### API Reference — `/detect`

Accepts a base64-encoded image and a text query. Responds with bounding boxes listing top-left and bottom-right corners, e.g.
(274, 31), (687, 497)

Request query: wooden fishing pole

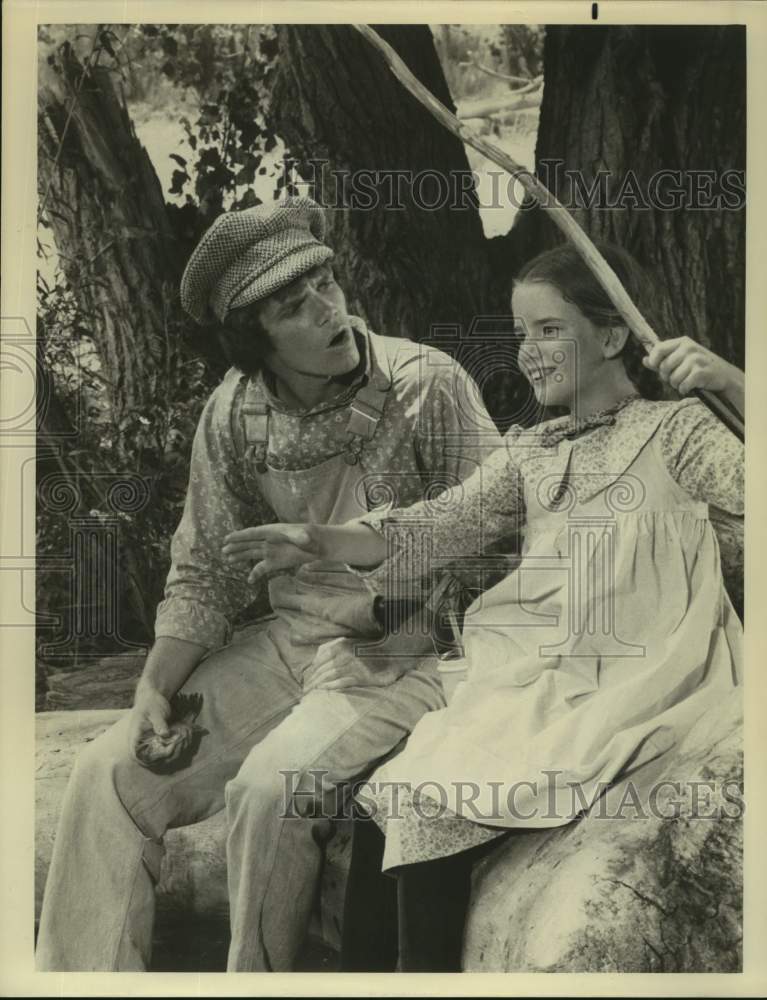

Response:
(353, 24), (745, 441)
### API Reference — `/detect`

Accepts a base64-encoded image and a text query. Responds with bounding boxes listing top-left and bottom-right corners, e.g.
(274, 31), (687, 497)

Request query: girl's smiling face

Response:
(512, 280), (626, 413)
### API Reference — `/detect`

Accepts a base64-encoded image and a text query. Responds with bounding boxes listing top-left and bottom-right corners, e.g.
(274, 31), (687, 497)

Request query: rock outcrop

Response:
(41, 653), (146, 711)
(465, 688), (743, 972)
(36, 687), (742, 970)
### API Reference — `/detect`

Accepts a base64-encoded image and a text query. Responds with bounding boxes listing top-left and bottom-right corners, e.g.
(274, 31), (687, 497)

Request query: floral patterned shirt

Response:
(356, 396), (744, 598)
(153, 321), (503, 649)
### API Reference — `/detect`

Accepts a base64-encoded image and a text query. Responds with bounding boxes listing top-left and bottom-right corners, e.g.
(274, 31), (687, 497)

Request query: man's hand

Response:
(303, 637), (409, 693)
(222, 524), (320, 584)
(643, 336), (741, 396)
(127, 685), (173, 761)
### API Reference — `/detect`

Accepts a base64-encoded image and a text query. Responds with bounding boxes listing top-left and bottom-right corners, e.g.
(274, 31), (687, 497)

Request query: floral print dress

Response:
(354, 396), (743, 870)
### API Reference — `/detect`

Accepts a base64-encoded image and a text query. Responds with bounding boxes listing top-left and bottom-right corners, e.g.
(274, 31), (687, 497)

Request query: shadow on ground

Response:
(149, 915), (340, 972)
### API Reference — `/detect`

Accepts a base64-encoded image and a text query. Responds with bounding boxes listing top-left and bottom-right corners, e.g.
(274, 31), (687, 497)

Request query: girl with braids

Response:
(223, 243), (744, 972)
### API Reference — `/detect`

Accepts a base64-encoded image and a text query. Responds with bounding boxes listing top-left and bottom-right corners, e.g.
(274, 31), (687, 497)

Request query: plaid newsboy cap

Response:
(180, 196), (334, 324)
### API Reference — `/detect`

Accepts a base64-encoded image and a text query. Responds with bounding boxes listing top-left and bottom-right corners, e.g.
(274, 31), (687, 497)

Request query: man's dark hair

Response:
(217, 302), (270, 376)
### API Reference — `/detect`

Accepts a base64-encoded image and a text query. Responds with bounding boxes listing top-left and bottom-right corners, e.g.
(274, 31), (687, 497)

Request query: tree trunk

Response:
(38, 42), (188, 430)
(273, 25), (499, 341)
(273, 25), (534, 428)
(273, 24), (745, 426)
(37, 42), (216, 647)
(510, 25), (746, 367)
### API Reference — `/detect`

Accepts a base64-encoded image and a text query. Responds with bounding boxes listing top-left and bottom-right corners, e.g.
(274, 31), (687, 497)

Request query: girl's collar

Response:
(538, 392), (643, 447)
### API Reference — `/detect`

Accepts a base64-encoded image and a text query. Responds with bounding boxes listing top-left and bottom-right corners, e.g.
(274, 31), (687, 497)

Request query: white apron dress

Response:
(360, 398), (743, 870)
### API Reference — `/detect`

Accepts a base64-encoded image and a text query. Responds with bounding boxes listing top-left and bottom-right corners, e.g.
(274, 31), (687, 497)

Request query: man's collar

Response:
(258, 316), (372, 417)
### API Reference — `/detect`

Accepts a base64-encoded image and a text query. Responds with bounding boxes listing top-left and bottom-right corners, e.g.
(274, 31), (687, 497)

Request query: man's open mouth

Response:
(328, 328), (349, 347)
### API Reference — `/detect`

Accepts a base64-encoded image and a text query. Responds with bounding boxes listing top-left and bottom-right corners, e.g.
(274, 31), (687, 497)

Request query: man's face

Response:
(257, 263), (360, 378)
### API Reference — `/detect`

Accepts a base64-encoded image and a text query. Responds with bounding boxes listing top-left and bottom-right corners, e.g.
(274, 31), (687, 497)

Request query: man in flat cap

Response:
(37, 197), (504, 971)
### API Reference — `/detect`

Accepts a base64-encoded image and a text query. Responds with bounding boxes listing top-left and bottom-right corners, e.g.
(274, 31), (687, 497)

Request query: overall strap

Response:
(240, 375), (270, 473)
(239, 334), (395, 471)
(343, 333), (394, 465)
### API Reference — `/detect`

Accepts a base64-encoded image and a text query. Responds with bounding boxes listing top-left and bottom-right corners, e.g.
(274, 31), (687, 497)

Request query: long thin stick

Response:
(354, 24), (744, 441)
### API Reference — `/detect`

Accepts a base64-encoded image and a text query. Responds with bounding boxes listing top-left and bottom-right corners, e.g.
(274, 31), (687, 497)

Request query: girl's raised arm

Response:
(643, 336), (744, 419)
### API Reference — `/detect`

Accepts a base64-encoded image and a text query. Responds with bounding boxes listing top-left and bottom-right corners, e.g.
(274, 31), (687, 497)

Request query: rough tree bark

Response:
(509, 25), (746, 367)
(274, 24), (746, 426)
(38, 27), (747, 412)
(37, 42), (190, 429)
(272, 26), (505, 343)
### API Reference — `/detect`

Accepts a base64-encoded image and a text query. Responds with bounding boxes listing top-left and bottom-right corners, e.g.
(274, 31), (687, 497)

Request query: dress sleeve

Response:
(657, 399), (744, 514)
(658, 399), (743, 615)
(153, 385), (272, 650)
(355, 430), (526, 598)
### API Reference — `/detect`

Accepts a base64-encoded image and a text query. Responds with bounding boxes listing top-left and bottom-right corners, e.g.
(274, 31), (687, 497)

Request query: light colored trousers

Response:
(36, 621), (444, 971)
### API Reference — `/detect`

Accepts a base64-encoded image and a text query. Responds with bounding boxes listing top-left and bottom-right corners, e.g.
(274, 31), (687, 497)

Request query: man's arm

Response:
(127, 381), (270, 757)
(154, 384), (271, 649)
(300, 576), (465, 692)
(138, 637), (207, 699)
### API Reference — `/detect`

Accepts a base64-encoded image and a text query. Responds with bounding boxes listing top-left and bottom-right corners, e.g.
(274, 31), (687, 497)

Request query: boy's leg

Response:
(36, 625), (301, 972)
(224, 657), (444, 971)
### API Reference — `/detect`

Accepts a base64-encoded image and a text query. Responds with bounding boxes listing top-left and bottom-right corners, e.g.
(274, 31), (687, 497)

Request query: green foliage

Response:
(36, 24), (289, 660)
(39, 24), (294, 212)
(36, 262), (216, 658)
(150, 25), (295, 212)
